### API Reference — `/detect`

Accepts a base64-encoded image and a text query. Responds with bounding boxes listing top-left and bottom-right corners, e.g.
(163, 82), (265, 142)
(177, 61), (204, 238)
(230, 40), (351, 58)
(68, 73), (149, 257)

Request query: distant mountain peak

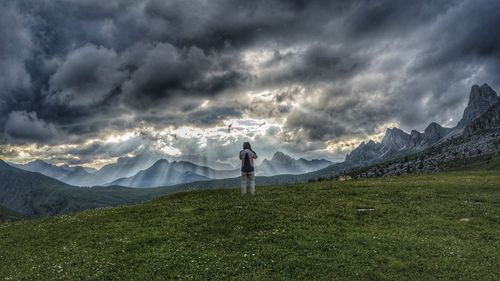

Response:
(381, 127), (410, 149)
(410, 130), (422, 138)
(151, 159), (169, 167)
(271, 151), (294, 162)
(383, 127), (408, 137)
(31, 159), (51, 166)
(424, 122), (445, 133)
(257, 151), (332, 176)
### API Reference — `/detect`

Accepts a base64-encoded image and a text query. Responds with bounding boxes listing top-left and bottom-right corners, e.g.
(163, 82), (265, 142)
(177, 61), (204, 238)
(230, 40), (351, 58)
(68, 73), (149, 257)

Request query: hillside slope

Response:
(0, 160), (176, 218)
(1, 171), (499, 280)
(0, 205), (22, 222)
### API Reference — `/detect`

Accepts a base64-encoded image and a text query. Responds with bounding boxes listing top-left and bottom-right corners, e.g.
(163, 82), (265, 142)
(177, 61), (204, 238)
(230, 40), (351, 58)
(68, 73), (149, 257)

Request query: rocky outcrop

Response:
(465, 101), (500, 136)
(353, 96), (500, 179)
(409, 130), (423, 147)
(354, 130), (500, 179)
(380, 128), (411, 154)
(344, 140), (383, 165)
(345, 83), (498, 167)
(344, 124), (453, 166)
(457, 83), (498, 128)
(420, 122), (452, 147)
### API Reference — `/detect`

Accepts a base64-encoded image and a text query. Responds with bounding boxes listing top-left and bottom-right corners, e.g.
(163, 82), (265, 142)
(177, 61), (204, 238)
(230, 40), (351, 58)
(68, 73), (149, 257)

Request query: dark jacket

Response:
(239, 149), (257, 172)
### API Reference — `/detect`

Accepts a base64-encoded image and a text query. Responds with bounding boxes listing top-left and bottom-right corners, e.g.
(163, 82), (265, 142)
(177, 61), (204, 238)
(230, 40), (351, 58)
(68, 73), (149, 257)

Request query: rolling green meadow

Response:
(1, 168), (499, 280)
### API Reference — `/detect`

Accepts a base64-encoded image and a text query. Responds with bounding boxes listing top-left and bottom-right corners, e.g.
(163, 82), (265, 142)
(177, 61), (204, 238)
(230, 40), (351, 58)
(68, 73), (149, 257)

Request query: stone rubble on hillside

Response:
(345, 84), (499, 168)
(354, 131), (500, 178)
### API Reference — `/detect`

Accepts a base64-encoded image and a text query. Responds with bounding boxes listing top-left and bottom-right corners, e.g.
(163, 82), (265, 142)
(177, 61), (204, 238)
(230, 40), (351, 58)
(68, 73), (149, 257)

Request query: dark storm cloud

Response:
(281, 0), (500, 140)
(0, 2), (33, 101)
(259, 44), (368, 87)
(284, 87), (394, 141)
(4, 111), (59, 143)
(0, 0), (499, 154)
(187, 106), (242, 126)
(376, 0), (500, 131)
(0, 10), (31, 138)
(65, 136), (144, 158)
(121, 43), (250, 110)
(48, 44), (126, 107)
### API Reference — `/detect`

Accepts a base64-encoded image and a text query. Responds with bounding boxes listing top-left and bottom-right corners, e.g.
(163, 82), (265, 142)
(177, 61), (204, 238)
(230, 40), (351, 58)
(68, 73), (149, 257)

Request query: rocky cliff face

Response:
(465, 101), (500, 136)
(345, 83), (498, 166)
(354, 127), (500, 179)
(344, 140), (383, 166)
(351, 89), (500, 179)
(380, 128), (411, 151)
(345, 123), (453, 165)
(409, 130), (423, 146)
(420, 122), (452, 147)
(457, 83), (498, 128)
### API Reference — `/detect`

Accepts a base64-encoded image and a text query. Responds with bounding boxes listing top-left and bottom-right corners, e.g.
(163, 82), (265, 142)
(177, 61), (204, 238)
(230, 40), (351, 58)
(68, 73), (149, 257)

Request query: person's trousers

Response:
(241, 171), (255, 195)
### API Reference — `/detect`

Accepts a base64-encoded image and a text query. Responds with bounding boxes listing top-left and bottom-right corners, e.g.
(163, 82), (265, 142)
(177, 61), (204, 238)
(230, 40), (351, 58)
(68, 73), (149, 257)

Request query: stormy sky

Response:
(1, 0), (500, 168)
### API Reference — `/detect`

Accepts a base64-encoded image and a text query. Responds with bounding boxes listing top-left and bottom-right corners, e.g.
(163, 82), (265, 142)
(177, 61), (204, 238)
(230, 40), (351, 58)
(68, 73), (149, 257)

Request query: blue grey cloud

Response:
(0, 0), (499, 160)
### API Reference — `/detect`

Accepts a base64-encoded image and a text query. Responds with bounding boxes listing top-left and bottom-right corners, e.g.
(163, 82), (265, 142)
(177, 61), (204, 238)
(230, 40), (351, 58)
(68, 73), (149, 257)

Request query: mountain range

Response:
(257, 152), (332, 176)
(108, 159), (213, 188)
(2, 83), (500, 218)
(8, 160), (91, 182)
(163, 83), (500, 189)
(345, 83), (500, 167)
(8, 153), (158, 187)
(107, 153), (332, 188)
(8, 152), (332, 188)
(0, 160), (177, 218)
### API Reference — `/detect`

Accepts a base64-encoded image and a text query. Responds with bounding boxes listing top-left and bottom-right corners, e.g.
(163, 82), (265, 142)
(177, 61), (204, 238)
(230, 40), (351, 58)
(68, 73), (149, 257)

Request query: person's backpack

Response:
(241, 150), (254, 172)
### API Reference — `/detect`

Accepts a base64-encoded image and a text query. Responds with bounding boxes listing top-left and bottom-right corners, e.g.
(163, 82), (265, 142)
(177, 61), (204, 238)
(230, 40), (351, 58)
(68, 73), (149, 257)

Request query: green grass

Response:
(1, 171), (499, 280)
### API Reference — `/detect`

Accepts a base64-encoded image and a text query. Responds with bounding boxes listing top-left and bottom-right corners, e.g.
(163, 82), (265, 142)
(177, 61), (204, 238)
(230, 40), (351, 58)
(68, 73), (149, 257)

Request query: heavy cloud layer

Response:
(1, 0), (500, 165)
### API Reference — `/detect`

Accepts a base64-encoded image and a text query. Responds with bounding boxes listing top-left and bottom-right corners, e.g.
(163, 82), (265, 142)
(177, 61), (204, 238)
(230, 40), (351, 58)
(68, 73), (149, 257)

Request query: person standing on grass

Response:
(240, 142), (257, 196)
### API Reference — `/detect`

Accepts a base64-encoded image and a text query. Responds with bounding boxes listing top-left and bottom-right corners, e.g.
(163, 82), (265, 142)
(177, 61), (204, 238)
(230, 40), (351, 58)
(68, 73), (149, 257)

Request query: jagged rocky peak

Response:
(465, 99), (500, 136)
(410, 130), (422, 137)
(424, 122), (450, 135)
(409, 130), (423, 145)
(458, 83), (498, 128)
(344, 140), (382, 164)
(150, 159), (169, 168)
(271, 151), (294, 163)
(381, 127), (410, 149)
(422, 122), (451, 144)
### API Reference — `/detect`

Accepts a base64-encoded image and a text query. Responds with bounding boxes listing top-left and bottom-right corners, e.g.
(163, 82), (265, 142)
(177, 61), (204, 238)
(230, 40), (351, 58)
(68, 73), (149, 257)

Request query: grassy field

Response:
(0, 170), (499, 280)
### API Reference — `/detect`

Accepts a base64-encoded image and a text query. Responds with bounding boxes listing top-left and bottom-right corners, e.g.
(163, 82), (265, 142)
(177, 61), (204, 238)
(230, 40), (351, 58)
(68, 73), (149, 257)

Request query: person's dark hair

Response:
(243, 142), (251, 150)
